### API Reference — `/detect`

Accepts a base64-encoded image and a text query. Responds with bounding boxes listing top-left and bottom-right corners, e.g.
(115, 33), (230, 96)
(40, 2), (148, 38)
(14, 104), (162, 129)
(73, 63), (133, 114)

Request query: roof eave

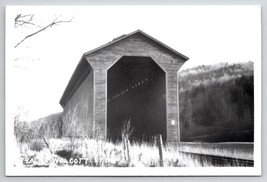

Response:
(59, 55), (90, 107)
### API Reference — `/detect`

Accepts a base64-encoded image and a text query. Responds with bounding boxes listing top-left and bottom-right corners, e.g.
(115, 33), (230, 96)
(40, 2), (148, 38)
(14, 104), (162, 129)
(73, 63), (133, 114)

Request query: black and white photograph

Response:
(5, 5), (261, 176)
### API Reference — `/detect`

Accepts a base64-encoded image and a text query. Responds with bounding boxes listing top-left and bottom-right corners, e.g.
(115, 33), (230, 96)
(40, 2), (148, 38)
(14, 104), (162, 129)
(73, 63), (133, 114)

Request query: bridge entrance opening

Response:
(107, 56), (166, 142)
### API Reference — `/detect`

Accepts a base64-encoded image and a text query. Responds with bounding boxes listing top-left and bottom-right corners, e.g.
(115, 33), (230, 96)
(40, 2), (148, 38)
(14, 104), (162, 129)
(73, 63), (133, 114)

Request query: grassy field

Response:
(15, 138), (254, 168)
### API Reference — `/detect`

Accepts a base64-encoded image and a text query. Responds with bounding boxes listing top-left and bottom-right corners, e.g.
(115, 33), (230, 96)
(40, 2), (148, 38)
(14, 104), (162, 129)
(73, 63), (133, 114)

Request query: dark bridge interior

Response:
(107, 56), (166, 142)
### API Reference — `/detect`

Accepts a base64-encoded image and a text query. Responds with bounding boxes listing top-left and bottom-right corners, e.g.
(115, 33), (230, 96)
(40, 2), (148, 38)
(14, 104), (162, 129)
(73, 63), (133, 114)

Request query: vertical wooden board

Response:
(62, 71), (94, 138)
(166, 71), (180, 143)
(94, 69), (107, 138)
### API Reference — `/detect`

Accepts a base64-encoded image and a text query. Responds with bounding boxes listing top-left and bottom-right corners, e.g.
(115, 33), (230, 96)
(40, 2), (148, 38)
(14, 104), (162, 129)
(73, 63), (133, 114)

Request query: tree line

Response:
(179, 62), (254, 142)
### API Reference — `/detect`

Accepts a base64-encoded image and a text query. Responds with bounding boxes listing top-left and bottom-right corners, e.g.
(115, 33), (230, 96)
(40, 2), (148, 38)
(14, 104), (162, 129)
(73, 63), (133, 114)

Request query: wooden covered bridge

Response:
(59, 30), (189, 143)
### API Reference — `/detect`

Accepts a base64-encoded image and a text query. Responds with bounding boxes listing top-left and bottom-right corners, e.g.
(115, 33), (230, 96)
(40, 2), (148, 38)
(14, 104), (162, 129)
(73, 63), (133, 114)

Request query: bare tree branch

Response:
(15, 14), (42, 28)
(14, 16), (73, 48)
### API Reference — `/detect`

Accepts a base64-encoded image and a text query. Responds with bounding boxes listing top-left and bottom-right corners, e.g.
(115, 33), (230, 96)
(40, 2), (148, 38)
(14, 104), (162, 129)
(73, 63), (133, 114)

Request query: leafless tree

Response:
(14, 14), (73, 48)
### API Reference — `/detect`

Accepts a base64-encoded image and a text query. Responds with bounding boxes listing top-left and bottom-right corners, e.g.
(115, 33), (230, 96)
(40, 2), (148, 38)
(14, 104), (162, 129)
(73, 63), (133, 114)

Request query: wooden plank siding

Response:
(62, 69), (94, 138)
(94, 69), (107, 138)
(166, 71), (180, 142)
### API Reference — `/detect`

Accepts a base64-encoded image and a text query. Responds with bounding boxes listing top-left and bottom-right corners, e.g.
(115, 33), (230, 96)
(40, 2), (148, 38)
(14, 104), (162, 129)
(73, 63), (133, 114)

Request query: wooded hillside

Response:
(179, 62), (254, 142)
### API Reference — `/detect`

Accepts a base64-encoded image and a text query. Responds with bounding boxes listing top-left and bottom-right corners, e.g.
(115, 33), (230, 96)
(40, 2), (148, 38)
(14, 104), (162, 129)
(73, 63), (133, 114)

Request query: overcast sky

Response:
(6, 6), (261, 121)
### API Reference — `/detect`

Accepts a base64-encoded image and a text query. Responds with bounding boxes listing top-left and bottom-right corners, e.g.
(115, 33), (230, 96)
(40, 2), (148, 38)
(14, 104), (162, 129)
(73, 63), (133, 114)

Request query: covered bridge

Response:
(59, 30), (189, 143)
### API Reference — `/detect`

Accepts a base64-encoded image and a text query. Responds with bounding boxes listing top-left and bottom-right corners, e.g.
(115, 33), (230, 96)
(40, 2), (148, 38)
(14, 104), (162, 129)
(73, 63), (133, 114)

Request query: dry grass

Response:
(16, 138), (254, 168)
